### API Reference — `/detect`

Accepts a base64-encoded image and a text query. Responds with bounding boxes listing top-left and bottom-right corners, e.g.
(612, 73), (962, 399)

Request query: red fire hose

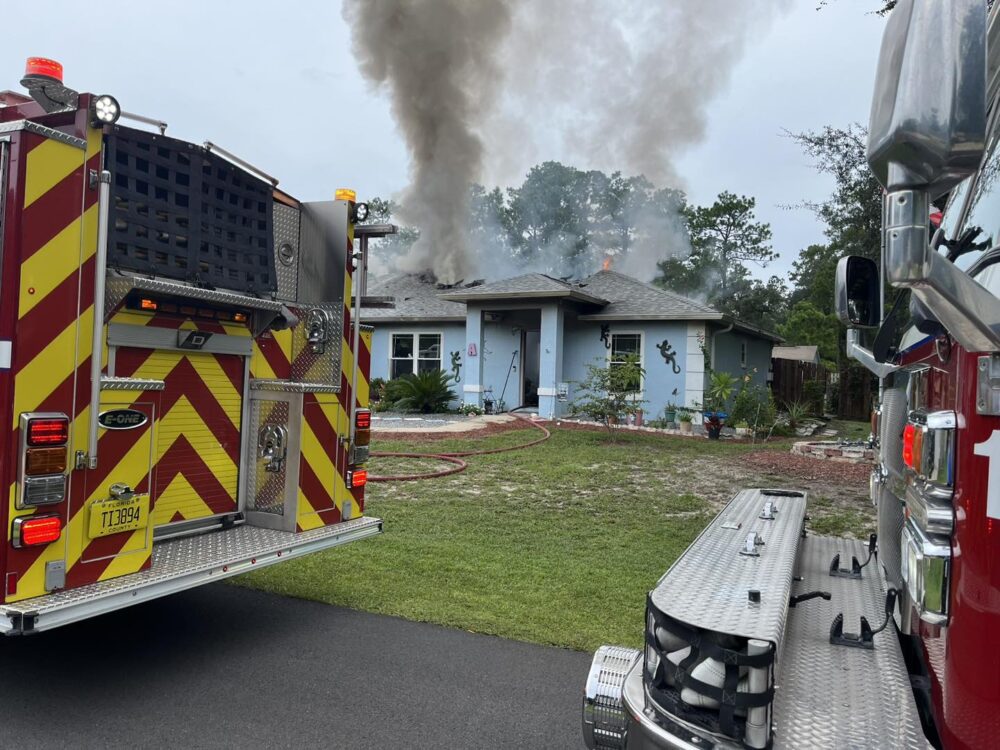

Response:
(368, 414), (551, 482)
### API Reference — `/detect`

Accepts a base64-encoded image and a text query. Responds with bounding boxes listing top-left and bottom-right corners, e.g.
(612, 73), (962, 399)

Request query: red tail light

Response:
(27, 417), (69, 446)
(348, 469), (368, 489)
(902, 423), (915, 468)
(355, 409), (371, 430)
(12, 515), (62, 548)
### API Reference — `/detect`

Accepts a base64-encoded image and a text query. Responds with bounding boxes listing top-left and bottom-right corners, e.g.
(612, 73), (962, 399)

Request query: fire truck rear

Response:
(581, 2), (998, 748)
(0, 59), (383, 633)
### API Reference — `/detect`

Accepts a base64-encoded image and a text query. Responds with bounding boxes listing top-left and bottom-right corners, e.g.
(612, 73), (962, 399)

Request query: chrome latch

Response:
(759, 501), (777, 520)
(739, 531), (764, 557)
(109, 482), (137, 501)
(306, 308), (331, 354)
(258, 424), (288, 473)
(977, 355), (1000, 415)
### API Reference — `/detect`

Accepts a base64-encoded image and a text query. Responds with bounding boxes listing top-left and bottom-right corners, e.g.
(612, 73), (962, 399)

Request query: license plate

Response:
(88, 495), (149, 539)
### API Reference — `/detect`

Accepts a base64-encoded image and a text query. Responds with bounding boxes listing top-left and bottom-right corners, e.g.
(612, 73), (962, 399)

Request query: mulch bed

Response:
(740, 450), (871, 484)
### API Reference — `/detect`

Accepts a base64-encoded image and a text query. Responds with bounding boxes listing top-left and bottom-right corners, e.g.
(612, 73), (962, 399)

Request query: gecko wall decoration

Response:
(657, 339), (682, 374)
(600, 324), (611, 349)
(450, 351), (462, 382)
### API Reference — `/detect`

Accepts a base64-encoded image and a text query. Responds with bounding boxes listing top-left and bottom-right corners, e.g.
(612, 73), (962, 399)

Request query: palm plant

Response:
(390, 370), (456, 413)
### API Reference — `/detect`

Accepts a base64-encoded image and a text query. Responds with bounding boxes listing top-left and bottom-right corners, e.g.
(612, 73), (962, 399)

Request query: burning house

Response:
(362, 269), (779, 421)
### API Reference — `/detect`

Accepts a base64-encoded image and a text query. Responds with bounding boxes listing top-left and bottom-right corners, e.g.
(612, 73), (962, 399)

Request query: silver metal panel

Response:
(774, 535), (930, 749)
(100, 376), (166, 392)
(249, 379), (340, 394)
(649, 488), (806, 643)
(0, 119), (87, 149)
(0, 141), (8, 295)
(0, 518), (382, 634)
(298, 200), (347, 306)
(105, 275), (284, 320)
(289, 304), (341, 385)
(273, 202), (301, 302)
(107, 322), (253, 356)
(246, 399), (290, 515)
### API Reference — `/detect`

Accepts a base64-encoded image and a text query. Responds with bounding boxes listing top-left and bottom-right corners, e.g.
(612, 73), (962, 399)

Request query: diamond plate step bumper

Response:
(585, 488), (930, 749)
(0, 517), (382, 635)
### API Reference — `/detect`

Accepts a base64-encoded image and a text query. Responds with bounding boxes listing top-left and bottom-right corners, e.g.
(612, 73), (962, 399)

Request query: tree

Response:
(788, 243), (840, 313)
(778, 301), (841, 366)
(655, 191), (777, 322)
(724, 275), (789, 332)
(786, 125), (882, 263)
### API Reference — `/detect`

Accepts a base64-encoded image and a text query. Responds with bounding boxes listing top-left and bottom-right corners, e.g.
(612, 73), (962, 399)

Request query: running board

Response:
(0, 517), (382, 635)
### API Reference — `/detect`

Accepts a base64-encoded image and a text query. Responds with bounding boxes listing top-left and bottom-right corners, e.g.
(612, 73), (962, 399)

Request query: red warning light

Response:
(24, 57), (64, 84)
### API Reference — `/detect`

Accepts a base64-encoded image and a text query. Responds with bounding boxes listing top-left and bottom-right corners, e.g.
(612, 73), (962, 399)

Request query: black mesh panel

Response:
(104, 126), (276, 294)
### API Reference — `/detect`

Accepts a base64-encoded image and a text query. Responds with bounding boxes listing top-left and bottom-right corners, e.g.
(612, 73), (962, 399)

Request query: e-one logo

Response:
(98, 409), (148, 431)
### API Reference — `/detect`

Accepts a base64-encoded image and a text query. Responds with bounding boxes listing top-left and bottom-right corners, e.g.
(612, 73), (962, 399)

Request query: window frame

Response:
(739, 341), (748, 369)
(606, 330), (645, 397)
(389, 331), (444, 378)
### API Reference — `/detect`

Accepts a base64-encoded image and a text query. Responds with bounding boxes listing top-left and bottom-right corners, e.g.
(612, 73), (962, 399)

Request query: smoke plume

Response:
(344, 0), (790, 284)
(342, 0), (515, 284)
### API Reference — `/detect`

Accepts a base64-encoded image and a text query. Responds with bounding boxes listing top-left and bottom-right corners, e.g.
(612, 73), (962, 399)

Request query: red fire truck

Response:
(582, 1), (997, 748)
(0, 58), (384, 633)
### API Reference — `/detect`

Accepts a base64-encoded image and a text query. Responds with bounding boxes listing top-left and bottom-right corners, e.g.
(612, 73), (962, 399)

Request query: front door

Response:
(521, 330), (540, 407)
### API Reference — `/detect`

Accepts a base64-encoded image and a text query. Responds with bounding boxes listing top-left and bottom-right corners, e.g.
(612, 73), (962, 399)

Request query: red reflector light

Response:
(27, 417), (69, 446)
(902, 423), (915, 468)
(16, 515), (62, 547)
(349, 469), (368, 489)
(355, 410), (371, 429)
(24, 57), (64, 83)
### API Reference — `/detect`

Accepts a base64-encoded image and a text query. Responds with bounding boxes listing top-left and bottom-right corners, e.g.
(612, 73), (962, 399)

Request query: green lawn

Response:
(235, 426), (869, 652)
(827, 419), (872, 441)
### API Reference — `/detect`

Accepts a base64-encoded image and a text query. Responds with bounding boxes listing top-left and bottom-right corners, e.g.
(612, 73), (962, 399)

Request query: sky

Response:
(2, 0), (885, 282)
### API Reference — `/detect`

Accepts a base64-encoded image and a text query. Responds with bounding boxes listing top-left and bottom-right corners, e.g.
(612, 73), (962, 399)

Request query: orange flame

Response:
(602, 257), (612, 271)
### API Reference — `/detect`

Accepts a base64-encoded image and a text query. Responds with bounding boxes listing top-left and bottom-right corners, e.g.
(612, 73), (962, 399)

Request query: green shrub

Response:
(785, 399), (810, 429)
(460, 403), (484, 416)
(370, 377), (387, 403)
(385, 371), (456, 413)
(570, 356), (646, 441)
(729, 377), (776, 436)
(802, 379), (826, 416)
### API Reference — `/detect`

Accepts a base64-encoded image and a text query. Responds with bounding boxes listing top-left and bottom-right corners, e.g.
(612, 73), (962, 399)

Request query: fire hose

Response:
(368, 414), (551, 482)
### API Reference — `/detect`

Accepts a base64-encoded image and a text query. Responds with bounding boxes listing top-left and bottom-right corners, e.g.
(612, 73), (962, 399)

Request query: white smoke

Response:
(344, 0), (791, 284)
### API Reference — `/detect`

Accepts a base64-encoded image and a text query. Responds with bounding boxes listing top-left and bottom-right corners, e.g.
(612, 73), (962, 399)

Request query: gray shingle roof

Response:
(361, 274), (467, 322)
(438, 273), (607, 305)
(576, 270), (721, 320)
(772, 345), (820, 364)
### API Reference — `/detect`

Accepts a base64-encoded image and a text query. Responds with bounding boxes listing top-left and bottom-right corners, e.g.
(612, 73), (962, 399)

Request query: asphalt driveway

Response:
(0, 585), (590, 749)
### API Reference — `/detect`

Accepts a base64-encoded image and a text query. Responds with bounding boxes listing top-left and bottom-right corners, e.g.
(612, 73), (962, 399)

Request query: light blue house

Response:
(362, 270), (779, 421)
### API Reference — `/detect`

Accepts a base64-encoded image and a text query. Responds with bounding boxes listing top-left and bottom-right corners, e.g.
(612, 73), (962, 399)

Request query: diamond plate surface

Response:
(105, 276), (284, 319)
(649, 488), (807, 643)
(774, 534), (929, 749)
(273, 202), (300, 302)
(246, 400), (289, 514)
(0, 519), (380, 617)
(289, 304), (341, 385)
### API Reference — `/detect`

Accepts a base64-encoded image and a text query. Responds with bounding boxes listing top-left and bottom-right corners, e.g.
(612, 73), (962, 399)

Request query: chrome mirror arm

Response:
(846, 329), (900, 378)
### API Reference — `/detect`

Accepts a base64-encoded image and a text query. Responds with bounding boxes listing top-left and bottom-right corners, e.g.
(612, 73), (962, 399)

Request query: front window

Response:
(740, 341), (748, 368)
(610, 333), (642, 392)
(391, 333), (442, 378)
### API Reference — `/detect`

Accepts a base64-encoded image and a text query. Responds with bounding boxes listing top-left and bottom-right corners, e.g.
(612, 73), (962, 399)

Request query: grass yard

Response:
(236, 423), (872, 652)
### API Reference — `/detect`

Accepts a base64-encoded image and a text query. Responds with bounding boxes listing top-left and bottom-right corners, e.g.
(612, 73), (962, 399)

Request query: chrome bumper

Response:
(583, 646), (731, 750)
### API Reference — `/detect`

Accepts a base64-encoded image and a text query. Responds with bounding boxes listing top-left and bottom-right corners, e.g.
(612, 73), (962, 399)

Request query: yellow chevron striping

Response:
(152, 473), (217, 527)
(251, 341), (277, 380)
(23, 138), (83, 208)
(296, 489), (325, 531)
(18, 209), (94, 318)
(98, 530), (152, 580)
(11, 306), (89, 429)
(186, 354), (241, 426)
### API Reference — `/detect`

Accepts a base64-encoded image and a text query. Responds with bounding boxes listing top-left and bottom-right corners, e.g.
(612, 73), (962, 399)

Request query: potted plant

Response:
(663, 402), (678, 424)
(678, 411), (693, 433)
(703, 371), (737, 440)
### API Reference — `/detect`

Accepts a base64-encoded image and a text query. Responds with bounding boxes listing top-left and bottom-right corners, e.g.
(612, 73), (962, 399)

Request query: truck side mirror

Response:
(835, 256), (880, 328)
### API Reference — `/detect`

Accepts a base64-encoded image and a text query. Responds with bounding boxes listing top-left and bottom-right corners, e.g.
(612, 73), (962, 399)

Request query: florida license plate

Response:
(88, 495), (149, 539)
